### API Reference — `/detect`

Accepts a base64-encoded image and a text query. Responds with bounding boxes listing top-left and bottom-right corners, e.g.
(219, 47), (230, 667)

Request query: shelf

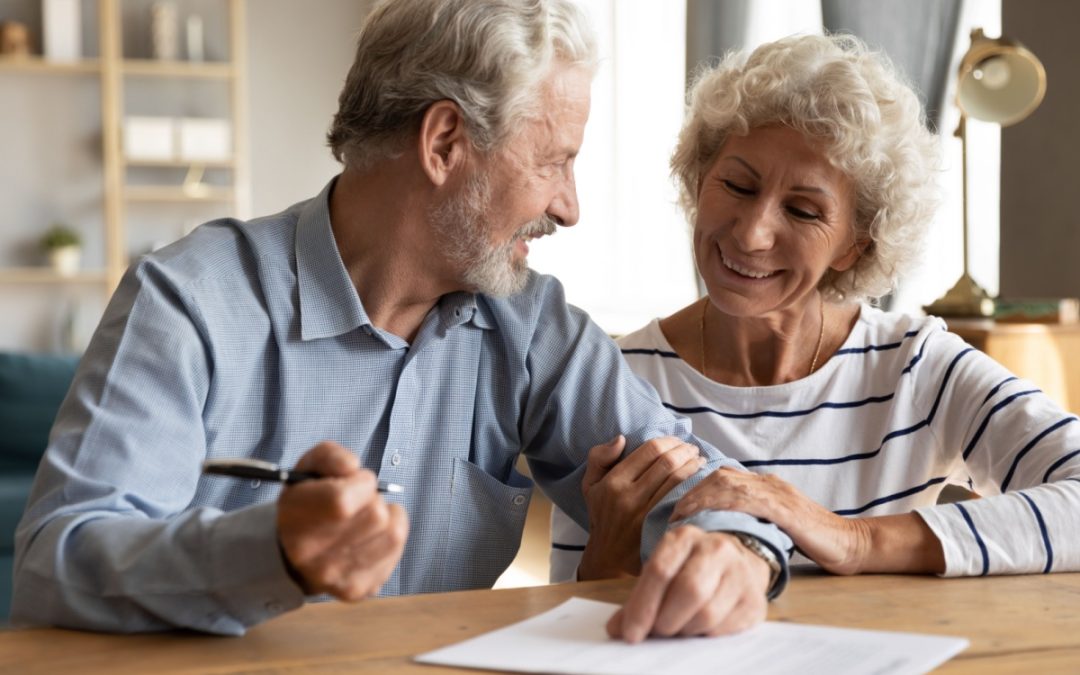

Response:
(124, 185), (235, 202)
(124, 158), (235, 169)
(0, 267), (108, 284)
(0, 56), (101, 75)
(121, 59), (234, 79)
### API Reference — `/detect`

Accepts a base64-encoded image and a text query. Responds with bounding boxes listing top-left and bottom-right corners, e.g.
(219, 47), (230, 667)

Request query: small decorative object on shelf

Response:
(186, 14), (204, 62)
(41, 224), (82, 277)
(0, 20), (31, 57)
(178, 118), (232, 161)
(42, 0), (82, 62)
(123, 116), (176, 161)
(151, 1), (179, 60)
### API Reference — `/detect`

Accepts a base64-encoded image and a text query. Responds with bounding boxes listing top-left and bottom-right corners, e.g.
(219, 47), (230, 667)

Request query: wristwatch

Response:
(731, 532), (781, 593)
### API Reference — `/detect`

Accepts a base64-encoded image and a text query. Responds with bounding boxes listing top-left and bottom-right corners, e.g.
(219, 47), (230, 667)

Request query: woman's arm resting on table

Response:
(673, 468), (945, 575)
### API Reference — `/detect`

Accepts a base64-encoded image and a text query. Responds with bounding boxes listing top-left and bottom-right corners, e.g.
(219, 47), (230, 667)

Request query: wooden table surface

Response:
(2, 572), (1079, 673)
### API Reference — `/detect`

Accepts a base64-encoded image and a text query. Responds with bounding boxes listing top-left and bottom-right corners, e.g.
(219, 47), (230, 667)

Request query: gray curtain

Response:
(686, 0), (751, 84)
(821, 0), (963, 132)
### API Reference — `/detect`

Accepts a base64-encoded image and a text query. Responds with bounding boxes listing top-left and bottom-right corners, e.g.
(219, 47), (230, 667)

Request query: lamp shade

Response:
(957, 28), (1046, 127)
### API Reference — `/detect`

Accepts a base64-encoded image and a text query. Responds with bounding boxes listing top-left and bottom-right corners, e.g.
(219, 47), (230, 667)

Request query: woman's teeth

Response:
(722, 254), (776, 279)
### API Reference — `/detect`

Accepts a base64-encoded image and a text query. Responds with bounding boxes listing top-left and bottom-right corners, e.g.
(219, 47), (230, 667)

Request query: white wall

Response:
(245, 0), (374, 216)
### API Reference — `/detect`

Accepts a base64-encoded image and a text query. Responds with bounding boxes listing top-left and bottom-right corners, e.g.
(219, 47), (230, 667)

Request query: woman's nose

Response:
(729, 202), (777, 252)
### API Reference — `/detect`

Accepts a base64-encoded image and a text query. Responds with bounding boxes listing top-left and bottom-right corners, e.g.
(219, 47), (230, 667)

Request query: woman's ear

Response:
(417, 100), (469, 186)
(831, 238), (869, 272)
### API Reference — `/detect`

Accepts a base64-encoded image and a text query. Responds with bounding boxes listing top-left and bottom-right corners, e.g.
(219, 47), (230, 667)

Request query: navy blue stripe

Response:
(664, 393), (894, 421)
(954, 503), (989, 576)
(550, 542), (586, 552)
(901, 328), (942, 375)
(742, 347), (971, 468)
(925, 348), (975, 423)
(621, 348), (679, 359)
(1001, 417), (1079, 492)
(625, 330), (920, 361)
(744, 419), (927, 468)
(1042, 448), (1080, 483)
(962, 389), (1041, 460)
(1019, 493), (1054, 573)
(832, 475), (947, 516)
(982, 376), (1018, 406)
(833, 330), (920, 356)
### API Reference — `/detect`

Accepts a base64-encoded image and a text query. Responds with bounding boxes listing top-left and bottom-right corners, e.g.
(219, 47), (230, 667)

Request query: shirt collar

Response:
(438, 292), (494, 331)
(296, 177), (371, 341)
(296, 176), (494, 341)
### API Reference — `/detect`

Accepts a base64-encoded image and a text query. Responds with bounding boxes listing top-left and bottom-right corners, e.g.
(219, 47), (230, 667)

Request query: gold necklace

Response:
(699, 294), (826, 379)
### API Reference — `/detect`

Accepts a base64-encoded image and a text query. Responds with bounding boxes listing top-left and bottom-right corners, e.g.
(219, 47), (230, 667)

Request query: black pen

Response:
(202, 458), (405, 493)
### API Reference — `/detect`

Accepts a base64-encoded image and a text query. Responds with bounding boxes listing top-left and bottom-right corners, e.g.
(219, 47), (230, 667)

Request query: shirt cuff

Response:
(206, 501), (306, 631)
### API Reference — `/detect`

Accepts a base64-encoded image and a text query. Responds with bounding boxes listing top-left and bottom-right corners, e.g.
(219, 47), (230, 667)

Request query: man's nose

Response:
(547, 172), (579, 227)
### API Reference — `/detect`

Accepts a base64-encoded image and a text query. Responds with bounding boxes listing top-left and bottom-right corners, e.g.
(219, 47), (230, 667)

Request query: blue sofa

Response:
(0, 352), (79, 622)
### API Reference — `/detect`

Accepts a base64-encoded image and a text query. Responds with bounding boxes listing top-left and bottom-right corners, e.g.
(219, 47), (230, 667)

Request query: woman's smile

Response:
(719, 249), (781, 281)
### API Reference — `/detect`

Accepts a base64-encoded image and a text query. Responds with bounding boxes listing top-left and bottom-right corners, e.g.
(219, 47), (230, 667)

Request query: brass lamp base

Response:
(923, 273), (996, 318)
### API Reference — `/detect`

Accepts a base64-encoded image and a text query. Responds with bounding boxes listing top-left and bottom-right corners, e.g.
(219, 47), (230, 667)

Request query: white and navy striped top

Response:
(551, 306), (1080, 581)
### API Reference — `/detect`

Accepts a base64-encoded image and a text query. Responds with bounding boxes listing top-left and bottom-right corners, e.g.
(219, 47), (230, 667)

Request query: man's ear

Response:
(418, 100), (470, 187)
(831, 238), (869, 272)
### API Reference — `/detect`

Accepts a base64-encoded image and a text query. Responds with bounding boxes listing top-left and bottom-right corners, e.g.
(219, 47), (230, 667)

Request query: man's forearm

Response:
(13, 502), (303, 634)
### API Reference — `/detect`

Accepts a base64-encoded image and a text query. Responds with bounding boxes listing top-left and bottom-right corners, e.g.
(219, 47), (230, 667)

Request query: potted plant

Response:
(41, 224), (82, 277)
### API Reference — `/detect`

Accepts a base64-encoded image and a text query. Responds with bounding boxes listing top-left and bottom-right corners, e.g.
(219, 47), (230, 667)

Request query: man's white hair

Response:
(672, 34), (942, 303)
(328, 0), (598, 170)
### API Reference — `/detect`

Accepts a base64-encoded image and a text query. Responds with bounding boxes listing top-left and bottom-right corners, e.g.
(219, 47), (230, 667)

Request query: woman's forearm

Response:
(856, 513), (945, 574)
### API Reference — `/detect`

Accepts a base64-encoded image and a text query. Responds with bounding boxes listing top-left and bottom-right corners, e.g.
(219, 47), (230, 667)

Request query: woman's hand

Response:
(671, 468), (871, 575)
(578, 436), (705, 580)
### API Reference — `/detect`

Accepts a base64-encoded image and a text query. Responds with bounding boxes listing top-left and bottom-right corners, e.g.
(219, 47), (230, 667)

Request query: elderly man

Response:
(13, 0), (791, 639)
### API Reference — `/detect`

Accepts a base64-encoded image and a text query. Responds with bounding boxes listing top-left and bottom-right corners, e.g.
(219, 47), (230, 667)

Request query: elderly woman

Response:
(551, 33), (1080, 583)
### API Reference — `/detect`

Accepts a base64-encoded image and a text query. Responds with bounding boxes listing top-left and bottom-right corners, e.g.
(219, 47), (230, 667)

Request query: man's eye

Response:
(723, 180), (754, 196)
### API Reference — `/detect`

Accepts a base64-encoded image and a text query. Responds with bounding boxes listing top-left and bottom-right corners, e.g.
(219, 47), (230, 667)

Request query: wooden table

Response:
(2, 572), (1078, 673)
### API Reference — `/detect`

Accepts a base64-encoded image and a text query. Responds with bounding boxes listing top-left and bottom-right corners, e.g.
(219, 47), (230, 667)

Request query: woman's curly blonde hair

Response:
(672, 33), (942, 303)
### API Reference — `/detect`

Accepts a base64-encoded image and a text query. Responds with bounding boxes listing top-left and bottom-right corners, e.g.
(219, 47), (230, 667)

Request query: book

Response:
(993, 298), (1079, 324)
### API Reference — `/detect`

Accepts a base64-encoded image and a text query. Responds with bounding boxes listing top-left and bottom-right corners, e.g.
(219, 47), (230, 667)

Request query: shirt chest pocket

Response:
(438, 456), (533, 590)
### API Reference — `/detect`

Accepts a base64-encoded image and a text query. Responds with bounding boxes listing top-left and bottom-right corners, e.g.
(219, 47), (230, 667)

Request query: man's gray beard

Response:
(431, 170), (555, 298)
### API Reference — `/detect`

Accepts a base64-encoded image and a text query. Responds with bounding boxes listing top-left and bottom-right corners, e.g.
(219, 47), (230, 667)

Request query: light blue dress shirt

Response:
(13, 178), (791, 635)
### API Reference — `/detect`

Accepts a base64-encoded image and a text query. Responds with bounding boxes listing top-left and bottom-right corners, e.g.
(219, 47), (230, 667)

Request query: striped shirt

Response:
(551, 306), (1080, 581)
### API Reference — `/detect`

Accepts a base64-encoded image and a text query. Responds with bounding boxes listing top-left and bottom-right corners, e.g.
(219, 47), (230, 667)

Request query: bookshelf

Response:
(0, 0), (249, 294)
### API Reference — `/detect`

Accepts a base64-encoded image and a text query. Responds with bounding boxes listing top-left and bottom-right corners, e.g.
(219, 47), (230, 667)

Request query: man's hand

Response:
(276, 441), (409, 600)
(607, 526), (770, 642)
(578, 436), (704, 580)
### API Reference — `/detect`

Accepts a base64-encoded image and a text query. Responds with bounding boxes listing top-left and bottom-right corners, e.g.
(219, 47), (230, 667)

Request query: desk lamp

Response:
(924, 27), (1046, 317)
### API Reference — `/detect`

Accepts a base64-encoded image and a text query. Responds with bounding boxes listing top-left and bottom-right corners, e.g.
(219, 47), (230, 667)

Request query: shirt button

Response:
(250, 479), (261, 489)
(512, 494), (527, 506)
(391, 453), (402, 466)
(265, 601), (282, 613)
(454, 309), (462, 317)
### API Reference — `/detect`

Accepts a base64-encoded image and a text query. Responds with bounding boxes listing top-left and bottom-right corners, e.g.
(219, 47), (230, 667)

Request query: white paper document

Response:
(415, 597), (968, 675)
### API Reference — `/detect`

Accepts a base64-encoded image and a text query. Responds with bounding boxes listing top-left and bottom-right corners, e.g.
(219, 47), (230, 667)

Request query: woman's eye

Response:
(723, 180), (754, 196)
(787, 206), (821, 221)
